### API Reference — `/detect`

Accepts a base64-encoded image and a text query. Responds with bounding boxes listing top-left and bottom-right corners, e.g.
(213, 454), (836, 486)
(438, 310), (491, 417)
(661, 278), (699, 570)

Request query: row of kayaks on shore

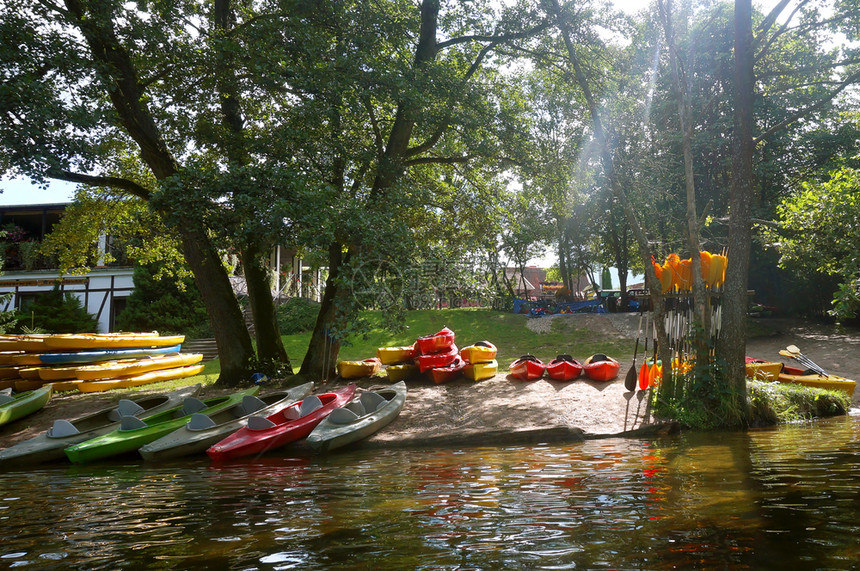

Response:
(0, 380), (408, 467)
(0, 333), (204, 394)
(510, 354), (621, 382)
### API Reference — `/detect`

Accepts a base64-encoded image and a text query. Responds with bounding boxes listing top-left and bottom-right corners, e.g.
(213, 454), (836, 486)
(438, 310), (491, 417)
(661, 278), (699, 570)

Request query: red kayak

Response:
(510, 354), (545, 381)
(546, 354), (583, 381)
(428, 357), (465, 384)
(206, 385), (356, 461)
(416, 327), (456, 354)
(415, 344), (458, 373)
(583, 354), (620, 381)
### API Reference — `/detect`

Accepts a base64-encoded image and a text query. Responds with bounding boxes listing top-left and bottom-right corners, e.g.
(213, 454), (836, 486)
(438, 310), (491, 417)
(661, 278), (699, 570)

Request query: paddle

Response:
(781, 345), (829, 377)
(625, 312), (643, 391)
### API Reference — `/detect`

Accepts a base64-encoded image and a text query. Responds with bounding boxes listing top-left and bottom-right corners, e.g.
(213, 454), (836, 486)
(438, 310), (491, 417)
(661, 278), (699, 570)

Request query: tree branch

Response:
(403, 155), (473, 166)
(754, 69), (860, 144)
(50, 170), (152, 200)
(436, 21), (552, 50)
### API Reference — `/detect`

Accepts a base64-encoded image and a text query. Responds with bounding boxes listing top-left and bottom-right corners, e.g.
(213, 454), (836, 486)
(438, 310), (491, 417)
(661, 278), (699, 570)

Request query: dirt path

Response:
(2, 316), (857, 452)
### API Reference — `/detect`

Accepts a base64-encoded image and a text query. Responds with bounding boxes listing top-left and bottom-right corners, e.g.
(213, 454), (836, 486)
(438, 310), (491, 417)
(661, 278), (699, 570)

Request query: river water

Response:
(1, 411), (858, 570)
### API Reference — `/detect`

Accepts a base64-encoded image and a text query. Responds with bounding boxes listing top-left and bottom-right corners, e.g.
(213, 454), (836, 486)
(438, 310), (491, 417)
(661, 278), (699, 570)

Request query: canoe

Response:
(459, 341), (497, 364)
(0, 385), (52, 426)
(428, 357), (465, 384)
(415, 344), (458, 373)
(74, 353), (203, 381)
(337, 358), (381, 379)
(376, 344), (417, 365)
(306, 381), (407, 452)
(0, 384), (200, 465)
(546, 355), (583, 381)
(510, 354), (545, 381)
(776, 366), (856, 396)
(745, 357), (782, 381)
(206, 384), (356, 462)
(583, 354), (620, 381)
(0, 335), (47, 353)
(42, 333), (186, 351)
(386, 363), (418, 382)
(416, 327), (456, 354)
(37, 344), (184, 366)
(65, 387), (259, 464)
(76, 364), (205, 393)
(139, 382), (315, 462)
(463, 359), (498, 381)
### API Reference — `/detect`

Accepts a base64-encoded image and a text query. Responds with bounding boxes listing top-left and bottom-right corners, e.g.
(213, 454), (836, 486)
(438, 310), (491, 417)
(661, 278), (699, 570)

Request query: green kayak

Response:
(64, 387), (259, 464)
(0, 385), (53, 427)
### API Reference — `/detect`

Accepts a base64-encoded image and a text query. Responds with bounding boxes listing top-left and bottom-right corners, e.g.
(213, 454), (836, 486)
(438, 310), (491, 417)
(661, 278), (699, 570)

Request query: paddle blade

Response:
(624, 365), (637, 391)
(638, 362), (649, 390)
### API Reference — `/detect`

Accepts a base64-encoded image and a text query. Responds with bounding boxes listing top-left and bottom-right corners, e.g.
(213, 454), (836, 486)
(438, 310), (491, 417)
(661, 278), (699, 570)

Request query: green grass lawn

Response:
(145, 308), (631, 389)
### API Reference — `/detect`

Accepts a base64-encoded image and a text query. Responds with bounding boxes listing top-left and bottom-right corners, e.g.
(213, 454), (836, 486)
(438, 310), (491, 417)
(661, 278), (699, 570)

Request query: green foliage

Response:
(748, 380), (850, 425)
(276, 297), (321, 335)
(768, 166), (860, 319)
(116, 264), (212, 338)
(15, 285), (98, 334)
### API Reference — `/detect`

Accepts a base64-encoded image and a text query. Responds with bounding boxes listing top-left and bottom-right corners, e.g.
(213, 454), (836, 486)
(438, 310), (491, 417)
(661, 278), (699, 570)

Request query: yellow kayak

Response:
(0, 352), (43, 366)
(459, 341), (497, 364)
(386, 363), (418, 382)
(463, 359), (498, 381)
(77, 364), (205, 393)
(14, 378), (48, 391)
(745, 358), (782, 381)
(74, 353), (203, 381)
(0, 335), (47, 353)
(337, 358), (382, 379)
(777, 365), (856, 396)
(42, 333), (185, 351)
(376, 345), (417, 365)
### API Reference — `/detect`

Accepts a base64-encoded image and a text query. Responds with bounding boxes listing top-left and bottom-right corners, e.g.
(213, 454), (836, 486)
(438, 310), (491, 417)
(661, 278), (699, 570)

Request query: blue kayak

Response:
(38, 344), (182, 365)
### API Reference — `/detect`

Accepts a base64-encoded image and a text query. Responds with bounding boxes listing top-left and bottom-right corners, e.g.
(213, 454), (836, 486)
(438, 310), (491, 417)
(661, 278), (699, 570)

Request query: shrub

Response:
(116, 264), (212, 338)
(15, 285), (98, 333)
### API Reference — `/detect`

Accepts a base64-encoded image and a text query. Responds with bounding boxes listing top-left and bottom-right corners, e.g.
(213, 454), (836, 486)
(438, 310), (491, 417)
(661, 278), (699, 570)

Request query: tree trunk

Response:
(716, 0), (755, 425)
(299, 242), (346, 379)
(177, 227), (254, 386)
(241, 242), (290, 369)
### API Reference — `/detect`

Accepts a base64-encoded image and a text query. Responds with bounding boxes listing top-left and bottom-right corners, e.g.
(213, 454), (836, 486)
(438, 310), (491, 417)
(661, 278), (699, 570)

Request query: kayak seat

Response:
(283, 405), (301, 421)
(0, 394), (15, 405)
(188, 413), (216, 430)
(120, 416), (148, 430)
(108, 399), (146, 422)
(179, 397), (208, 416)
(247, 415), (277, 431)
(48, 419), (80, 438)
(360, 392), (386, 412)
(299, 395), (323, 417)
(345, 400), (366, 416)
(329, 407), (360, 425)
(237, 395), (267, 417)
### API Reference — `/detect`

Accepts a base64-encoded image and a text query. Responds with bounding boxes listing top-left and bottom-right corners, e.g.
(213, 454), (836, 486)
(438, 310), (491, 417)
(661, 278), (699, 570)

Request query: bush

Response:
(116, 264), (212, 338)
(15, 285), (98, 333)
(276, 297), (320, 335)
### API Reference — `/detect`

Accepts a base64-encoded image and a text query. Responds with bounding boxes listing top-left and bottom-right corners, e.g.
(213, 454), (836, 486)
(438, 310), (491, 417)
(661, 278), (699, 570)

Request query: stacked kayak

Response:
(0, 333), (203, 394)
(337, 358), (381, 379)
(460, 341), (498, 381)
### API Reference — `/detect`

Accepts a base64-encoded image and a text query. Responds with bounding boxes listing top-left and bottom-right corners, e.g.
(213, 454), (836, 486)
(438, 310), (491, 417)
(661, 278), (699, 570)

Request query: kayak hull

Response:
(0, 385), (52, 426)
(546, 358), (583, 381)
(0, 385), (200, 465)
(139, 382), (314, 462)
(583, 355), (620, 382)
(337, 358), (381, 379)
(776, 366), (856, 396)
(463, 359), (498, 381)
(307, 382), (407, 452)
(510, 356), (545, 381)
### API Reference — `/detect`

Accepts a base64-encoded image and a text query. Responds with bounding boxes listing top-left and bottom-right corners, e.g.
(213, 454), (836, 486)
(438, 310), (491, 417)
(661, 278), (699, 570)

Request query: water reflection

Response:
(0, 414), (858, 569)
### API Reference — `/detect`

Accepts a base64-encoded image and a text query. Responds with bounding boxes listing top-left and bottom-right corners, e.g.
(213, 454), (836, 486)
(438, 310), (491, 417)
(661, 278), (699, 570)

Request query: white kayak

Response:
(138, 381), (314, 462)
(306, 381), (406, 452)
